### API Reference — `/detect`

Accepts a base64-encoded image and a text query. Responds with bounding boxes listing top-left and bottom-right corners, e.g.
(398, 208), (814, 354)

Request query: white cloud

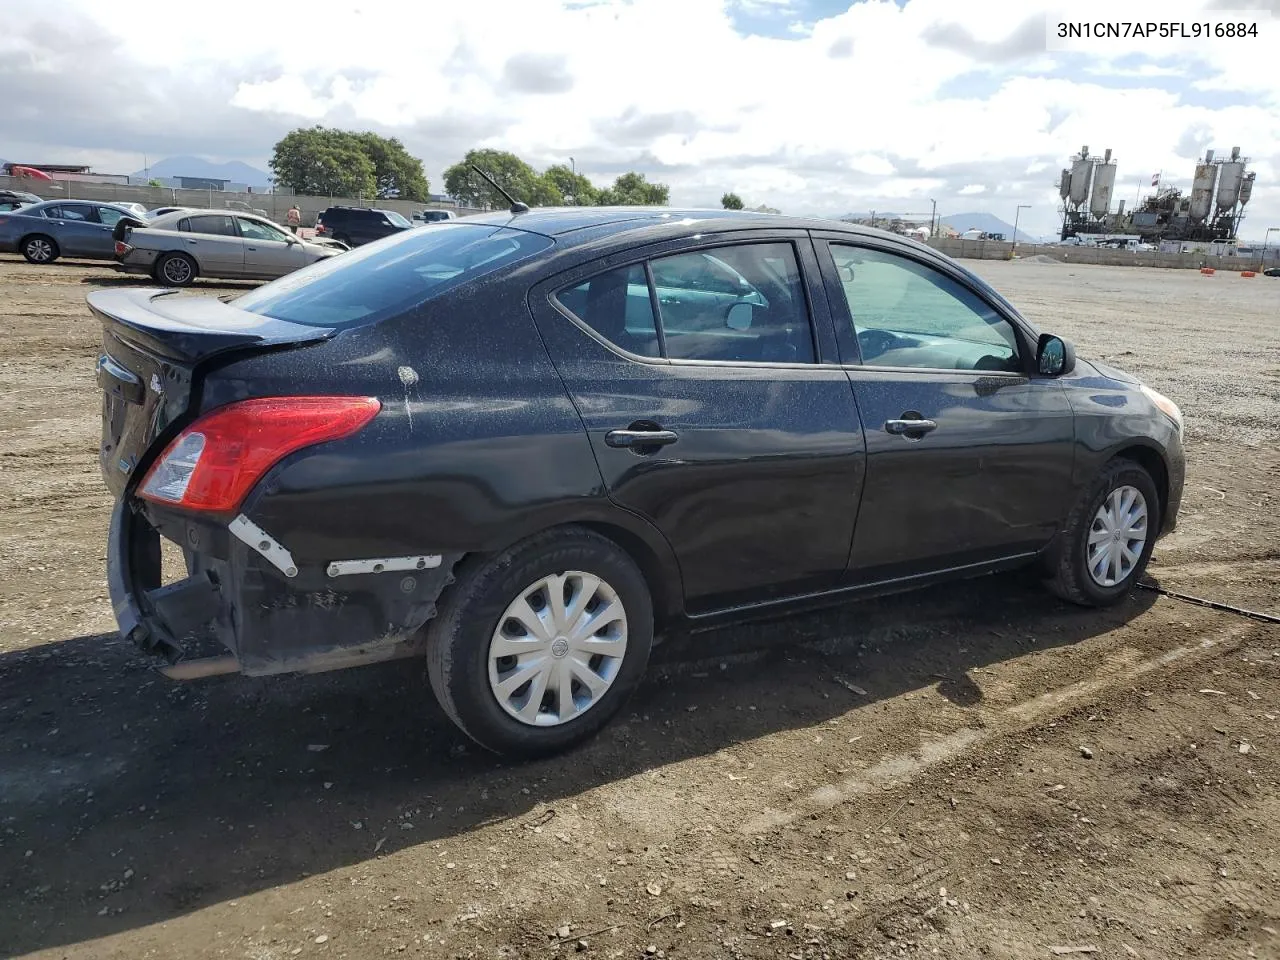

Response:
(4, 0), (1276, 238)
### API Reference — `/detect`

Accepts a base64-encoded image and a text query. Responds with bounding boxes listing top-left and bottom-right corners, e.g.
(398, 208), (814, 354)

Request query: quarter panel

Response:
(196, 280), (681, 607)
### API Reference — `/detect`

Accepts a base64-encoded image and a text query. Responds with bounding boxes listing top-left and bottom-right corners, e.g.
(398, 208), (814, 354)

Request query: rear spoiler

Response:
(87, 288), (336, 363)
(113, 215), (147, 243)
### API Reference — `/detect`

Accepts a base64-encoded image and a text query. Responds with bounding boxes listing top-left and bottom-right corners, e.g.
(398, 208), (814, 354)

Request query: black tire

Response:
(155, 252), (197, 287)
(20, 234), (59, 264)
(1044, 457), (1160, 607)
(426, 526), (653, 758)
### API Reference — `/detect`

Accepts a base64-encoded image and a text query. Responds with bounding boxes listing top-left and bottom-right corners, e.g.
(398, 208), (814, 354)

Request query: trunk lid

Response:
(89, 288), (335, 498)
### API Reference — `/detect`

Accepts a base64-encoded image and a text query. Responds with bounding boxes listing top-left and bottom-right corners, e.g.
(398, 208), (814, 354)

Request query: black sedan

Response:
(91, 208), (1185, 757)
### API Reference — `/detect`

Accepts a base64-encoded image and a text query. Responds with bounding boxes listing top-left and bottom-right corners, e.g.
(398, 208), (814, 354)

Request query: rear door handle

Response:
(605, 429), (679, 448)
(884, 418), (937, 436)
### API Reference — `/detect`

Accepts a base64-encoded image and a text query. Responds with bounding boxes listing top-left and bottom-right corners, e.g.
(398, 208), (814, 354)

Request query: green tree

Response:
(355, 132), (430, 201)
(444, 149), (559, 209)
(597, 171), (669, 206)
(721, 191), (744, 210)
(542, 164), (599, 206)
(269, 126), (377, 198)
(750, 203), (781, 214)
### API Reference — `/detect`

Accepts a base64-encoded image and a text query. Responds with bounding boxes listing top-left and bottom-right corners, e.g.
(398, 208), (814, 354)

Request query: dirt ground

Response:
(0, 255), (1276, 960)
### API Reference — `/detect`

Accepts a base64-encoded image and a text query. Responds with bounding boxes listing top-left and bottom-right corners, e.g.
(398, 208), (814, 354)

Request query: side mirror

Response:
(1037, 333), (1076, 376)
(726, 302), (753, 331)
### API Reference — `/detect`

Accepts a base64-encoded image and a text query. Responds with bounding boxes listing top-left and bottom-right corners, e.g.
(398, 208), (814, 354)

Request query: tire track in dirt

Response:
(740, 619), (1260, 835)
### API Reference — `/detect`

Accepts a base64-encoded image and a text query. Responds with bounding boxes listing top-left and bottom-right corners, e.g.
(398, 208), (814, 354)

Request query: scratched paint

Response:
(397, 365), (419, 429)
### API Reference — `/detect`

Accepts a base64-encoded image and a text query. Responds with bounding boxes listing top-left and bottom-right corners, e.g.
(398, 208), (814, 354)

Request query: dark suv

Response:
(314, 206), (413, 246)
(92, 208), (1185, 758)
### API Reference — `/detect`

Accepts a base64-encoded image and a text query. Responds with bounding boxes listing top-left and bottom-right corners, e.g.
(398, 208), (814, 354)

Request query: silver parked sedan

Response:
(114, 210), (340, 286)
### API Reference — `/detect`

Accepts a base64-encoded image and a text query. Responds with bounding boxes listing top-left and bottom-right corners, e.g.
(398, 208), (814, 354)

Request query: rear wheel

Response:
(21, 235), (58, 264)
(155, 253), (197, 287)
(426, 527), (653, 757)
(1045, 458), (1160, 606)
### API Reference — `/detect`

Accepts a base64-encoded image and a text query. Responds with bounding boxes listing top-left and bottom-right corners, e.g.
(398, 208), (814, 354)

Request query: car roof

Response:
(454, 206), (910, 248)
(16, 199), (134, 213)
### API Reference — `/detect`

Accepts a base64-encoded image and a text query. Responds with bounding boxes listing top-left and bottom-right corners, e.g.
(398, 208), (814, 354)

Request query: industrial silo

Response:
(1239, 172), (1255, 208)
(1090, 148), (1116, 218)
(1190, 152), (1218, 221)
(1216, 150), (1245, 213)
(1069, 149), (1093, 208)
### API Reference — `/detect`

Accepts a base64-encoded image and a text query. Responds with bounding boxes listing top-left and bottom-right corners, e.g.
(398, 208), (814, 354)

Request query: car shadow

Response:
(0, 575), (1157, 954)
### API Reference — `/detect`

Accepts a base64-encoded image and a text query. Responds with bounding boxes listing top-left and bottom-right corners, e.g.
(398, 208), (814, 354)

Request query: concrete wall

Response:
(926, 236), (1280, 271)
(0, 176), (484, 227)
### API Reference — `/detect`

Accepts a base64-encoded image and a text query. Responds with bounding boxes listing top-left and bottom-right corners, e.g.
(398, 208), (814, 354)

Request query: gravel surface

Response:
(0, 256), (1276, 960)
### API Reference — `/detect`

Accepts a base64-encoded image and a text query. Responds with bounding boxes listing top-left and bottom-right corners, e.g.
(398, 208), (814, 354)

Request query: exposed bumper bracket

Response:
(326, 555), (442, 578)
(229, 514), (298, 578)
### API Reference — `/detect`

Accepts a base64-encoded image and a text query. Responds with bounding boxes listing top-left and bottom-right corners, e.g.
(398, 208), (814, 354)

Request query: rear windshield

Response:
(234, 223), (553, 329)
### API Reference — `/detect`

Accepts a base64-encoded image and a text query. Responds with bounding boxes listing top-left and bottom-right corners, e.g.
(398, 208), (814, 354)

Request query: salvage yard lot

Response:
(0, 255), (1276, 960)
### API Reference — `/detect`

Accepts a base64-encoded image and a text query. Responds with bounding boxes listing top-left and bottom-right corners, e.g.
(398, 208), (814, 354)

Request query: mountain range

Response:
(131, 156), (273, 187)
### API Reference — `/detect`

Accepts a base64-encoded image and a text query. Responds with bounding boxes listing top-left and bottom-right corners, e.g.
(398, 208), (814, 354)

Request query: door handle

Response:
(605, 428), (679, 449)
(884, 418), (937, 436)
(246, 246), (257, 251)
(186, 239), (198, 245)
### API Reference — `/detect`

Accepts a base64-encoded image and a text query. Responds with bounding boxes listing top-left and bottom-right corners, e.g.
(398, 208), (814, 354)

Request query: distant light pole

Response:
(929, 197), (937, 238)
(1012, 204), (1031, 251)
(570, 156), (575, 176)
(569, 156), (577, 205)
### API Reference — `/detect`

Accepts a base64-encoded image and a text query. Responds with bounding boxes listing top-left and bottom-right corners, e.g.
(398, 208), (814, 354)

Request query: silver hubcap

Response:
(488, 570), (628, 727)
(27, 239), (51, 261)
(164, 258), (192, 283)
(1087, 485), (1148, 587)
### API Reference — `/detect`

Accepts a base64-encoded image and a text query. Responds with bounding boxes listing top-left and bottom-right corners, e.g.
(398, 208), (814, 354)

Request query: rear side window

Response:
(555, 242), (815, 365)
(235, 223), (554, 329)
(186, 215), (238, 237)
(558, 265), (660, 358)
(51, 204), (99, 223)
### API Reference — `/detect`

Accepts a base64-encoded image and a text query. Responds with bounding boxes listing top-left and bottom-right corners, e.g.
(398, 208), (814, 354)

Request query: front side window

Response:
(186, 215), (238, 237)
(829, 245), (1020, 372)
(238, 218), (289, 242)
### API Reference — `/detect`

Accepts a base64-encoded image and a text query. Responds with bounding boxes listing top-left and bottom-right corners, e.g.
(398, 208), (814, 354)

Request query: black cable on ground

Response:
(1137, 580), (1280, 625)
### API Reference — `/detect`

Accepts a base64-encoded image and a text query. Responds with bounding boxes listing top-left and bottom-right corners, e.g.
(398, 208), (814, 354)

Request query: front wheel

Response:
(426, 527), (653, 757)
(1044, 458), (1160, 606)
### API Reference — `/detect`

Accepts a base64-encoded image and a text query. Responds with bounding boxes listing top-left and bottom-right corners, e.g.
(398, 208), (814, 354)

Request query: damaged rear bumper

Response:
(107, 498), (460, 678)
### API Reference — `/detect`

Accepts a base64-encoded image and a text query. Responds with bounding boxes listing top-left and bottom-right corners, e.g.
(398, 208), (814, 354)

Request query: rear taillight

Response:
(316, 223), (328, 234)
(137, 396), (381, 513)
(114, 240), (133, 257)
